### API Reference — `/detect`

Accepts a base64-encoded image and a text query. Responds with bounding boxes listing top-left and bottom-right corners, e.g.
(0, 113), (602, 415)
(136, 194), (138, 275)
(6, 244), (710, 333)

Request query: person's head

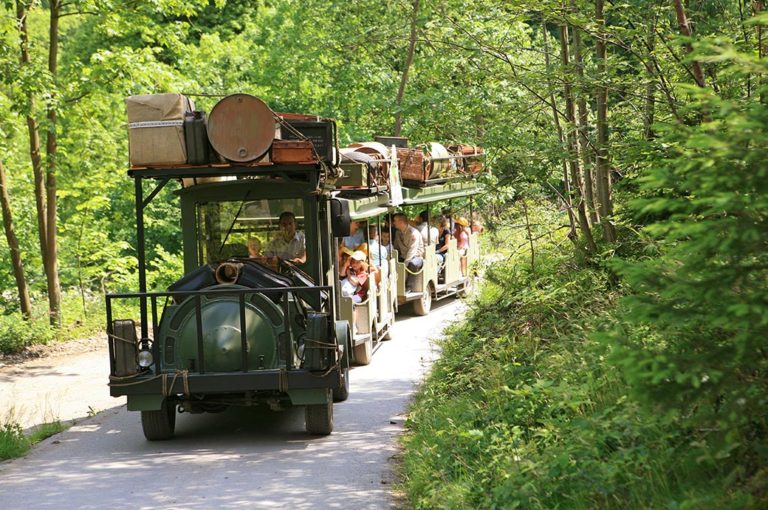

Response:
(350, 250), (368, 272)
(277, 211), (297, 238)
(419, 210), (429, 224)
(247, 237), (262, 257)
(381, 230), (391, 246)
(349, 220), (360, 235)
(393, 213), (408, 231)
(454, 216), (469, 230)
(369, 225), (379, 240)
(440, 217), (450, 230)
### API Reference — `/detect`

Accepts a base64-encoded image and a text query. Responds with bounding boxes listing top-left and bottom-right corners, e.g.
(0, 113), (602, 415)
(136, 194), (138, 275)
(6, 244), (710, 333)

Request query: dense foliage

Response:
(0, 0), (766, 506)
(404, 199), (765, 509)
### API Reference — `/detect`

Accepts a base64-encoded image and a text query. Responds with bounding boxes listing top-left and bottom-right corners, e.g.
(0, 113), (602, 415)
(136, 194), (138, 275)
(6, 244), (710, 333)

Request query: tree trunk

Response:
(0, 160), (33, 318)
(755, 1), (766, 103)
(595, 0), (617, 243)
(754, 1), (766, 58)
(560, 22), (597, 255)
(543, 21), (579, 244)
(393, 0), (420, 137)
(644, 15), (656, 139)
(16, 0), (49, 268)
(571, 15), (599, 225)
(46, 0), (62, 326)
(673, 0), (706, 88)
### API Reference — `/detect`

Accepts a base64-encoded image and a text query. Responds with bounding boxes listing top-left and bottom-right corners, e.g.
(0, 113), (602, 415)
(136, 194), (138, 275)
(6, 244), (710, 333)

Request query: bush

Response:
(0, 314), (55, 354)
(401, 205), (762, 509)
(608, 95), (768, 474)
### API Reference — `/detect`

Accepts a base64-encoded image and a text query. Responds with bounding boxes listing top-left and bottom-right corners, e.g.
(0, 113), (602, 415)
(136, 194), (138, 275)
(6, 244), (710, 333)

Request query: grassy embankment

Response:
(401, 204), (761, 509)
(0, 421), (67, 461)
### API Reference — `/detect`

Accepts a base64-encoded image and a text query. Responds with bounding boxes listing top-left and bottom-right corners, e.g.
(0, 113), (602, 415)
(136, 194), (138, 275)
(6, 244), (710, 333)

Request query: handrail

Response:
(106, 284), (335, 377)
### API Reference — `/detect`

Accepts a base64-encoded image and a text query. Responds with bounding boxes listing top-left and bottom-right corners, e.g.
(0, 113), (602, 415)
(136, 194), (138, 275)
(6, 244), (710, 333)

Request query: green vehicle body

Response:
(107, 168), (350, 439)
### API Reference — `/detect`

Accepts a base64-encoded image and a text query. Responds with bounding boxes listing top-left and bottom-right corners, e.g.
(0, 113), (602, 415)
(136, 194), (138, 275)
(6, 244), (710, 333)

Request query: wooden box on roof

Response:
(126, 93), (192, 167)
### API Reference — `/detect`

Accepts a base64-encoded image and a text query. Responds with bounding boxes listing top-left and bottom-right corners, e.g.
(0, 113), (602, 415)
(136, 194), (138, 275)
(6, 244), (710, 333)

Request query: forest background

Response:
(0, 0), (766, 508)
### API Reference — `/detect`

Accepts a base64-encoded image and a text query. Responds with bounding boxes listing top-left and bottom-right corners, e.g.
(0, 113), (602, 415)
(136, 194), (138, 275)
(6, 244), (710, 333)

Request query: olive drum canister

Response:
(184, 110), (212, 165)
(207, 94), (276, 163)
(112, 319), (138, 377)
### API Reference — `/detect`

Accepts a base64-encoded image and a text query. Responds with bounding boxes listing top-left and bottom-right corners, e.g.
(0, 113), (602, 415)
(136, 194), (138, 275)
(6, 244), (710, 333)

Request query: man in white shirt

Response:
(264, 211), (306, 263)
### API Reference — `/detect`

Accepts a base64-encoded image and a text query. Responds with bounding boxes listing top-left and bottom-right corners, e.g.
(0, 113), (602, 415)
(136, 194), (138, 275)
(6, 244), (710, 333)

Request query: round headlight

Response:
(137, 349), (154, 368)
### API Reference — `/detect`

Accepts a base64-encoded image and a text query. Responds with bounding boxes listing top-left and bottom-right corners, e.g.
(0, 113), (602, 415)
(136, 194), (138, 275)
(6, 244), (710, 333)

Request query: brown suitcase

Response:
(397, 148), (427, 184)
(271, 140), (316, 164)
(448, 144), (484, 174)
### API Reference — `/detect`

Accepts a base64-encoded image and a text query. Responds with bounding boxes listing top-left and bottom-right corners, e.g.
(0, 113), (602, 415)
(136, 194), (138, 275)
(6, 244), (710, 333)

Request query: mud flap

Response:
(128, 394), (165, 411)
(288, 388), (330, 406)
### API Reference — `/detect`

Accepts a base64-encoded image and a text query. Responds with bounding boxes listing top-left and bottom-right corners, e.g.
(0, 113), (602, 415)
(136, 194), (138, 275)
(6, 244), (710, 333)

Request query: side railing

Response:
(106, 285), (333, 378)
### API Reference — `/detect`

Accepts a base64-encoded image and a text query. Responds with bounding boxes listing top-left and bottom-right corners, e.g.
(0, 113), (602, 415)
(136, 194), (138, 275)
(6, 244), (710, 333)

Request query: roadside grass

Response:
(0, 420), (67, 461)
(400, 204), (757, 509)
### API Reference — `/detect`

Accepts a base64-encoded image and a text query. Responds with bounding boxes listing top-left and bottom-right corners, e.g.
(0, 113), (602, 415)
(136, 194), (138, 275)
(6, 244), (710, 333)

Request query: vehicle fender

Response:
(335, 320), (351, 369)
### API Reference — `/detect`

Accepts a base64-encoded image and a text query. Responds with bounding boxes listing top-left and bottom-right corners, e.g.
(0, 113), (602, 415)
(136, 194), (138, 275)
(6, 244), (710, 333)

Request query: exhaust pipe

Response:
(215, 262), (243, 284)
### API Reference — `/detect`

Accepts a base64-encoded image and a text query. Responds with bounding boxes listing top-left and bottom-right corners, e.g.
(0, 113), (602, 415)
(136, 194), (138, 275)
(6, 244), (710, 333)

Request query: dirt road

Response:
(0, 299), (463, 510)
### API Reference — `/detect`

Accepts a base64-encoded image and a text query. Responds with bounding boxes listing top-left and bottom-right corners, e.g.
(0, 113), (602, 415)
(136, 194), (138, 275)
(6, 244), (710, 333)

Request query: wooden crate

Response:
(271, 140), (315, 163)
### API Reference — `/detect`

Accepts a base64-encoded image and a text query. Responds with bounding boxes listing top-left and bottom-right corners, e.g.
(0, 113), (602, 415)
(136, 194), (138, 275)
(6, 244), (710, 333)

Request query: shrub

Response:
(608, 95), (768, 474)
(0, 314), (55, 354)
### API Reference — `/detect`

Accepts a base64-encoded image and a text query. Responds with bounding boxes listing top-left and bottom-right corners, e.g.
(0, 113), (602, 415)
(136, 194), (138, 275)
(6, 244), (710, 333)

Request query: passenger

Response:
(247, 237), (262, 258)
(264, 211), (306, 263)
(435, 217), (451, 265)
(441, 206), (454, 230)
(341, 220), (365, 251)
(340, 250), (369, 304)
(392, 212), (424, 291)
(454, 216), (470, 276)
(416, 210), (440, 247)
(339, 245), (354, 275)
(380, 228), (391, 250)
(368, 225), (388, 268)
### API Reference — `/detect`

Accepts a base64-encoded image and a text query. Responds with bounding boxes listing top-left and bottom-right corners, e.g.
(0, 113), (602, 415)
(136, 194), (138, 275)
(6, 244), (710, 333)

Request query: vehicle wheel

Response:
(353, 337), (373, 365)
(381, 328), (393, 341)
(413, 286), (432, 316)
(305, 399), (333, 435)
(141, 399), (176, 441)
(332, 366), (350, 402)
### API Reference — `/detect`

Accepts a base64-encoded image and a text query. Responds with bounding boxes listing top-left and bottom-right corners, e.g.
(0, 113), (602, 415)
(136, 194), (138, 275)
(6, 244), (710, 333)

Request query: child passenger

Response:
(340, 250), (370, 303)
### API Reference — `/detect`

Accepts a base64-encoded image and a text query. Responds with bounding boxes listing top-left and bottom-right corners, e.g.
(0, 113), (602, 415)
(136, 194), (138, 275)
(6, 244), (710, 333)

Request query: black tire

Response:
(305, 399), (333, 435)
(332, 366), (350, 402)
(353, 338), (373, 365)
(413, 286), (432, 316)
(141, 399), (176, 441)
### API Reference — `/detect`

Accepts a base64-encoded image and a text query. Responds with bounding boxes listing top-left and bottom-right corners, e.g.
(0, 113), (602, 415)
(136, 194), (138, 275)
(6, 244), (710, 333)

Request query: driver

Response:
(264, 211), (306, 263)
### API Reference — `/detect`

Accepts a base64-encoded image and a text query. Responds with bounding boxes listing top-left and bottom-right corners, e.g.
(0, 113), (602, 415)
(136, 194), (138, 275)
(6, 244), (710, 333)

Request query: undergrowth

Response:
(0, 420), (66, 460)
(401, 204), (762, 509)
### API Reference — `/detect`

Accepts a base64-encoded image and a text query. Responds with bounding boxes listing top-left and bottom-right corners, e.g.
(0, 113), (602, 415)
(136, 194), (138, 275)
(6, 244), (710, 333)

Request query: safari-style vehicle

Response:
(107, 93), (484, 440)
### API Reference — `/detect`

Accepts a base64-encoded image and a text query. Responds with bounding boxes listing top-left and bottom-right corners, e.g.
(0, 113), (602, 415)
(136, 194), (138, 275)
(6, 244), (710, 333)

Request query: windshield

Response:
(197, 197), (306, 265)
